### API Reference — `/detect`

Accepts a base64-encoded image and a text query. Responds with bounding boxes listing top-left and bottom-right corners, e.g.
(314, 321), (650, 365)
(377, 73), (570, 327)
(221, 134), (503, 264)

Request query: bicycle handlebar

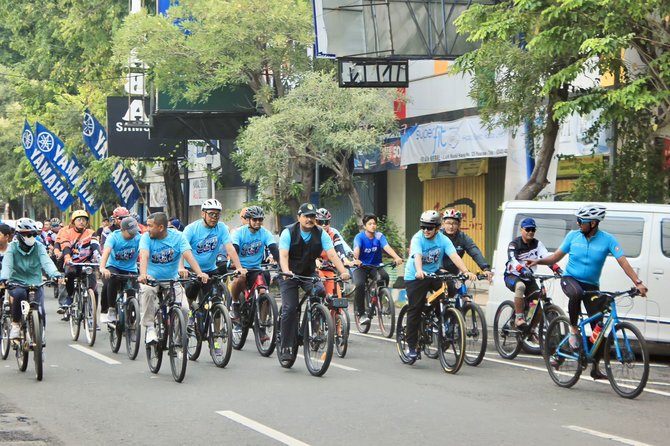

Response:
(426, 272), (488, 281)
(279, 272), (343, 283)
(358, 262), (401, 269)
(145, 277), (194, 287)
(5, 280), (56, 289)
(110, 273), (139, 280)
(68, 263), (100, 268)
(531, 273), (561, 280)
(587, 288), (640, 301)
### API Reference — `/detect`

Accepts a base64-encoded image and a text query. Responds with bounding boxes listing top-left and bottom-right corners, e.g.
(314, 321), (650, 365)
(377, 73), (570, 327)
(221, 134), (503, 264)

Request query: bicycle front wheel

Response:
(254, 293), (278, 357)
(438, 307), (466, 374)
(1, 314), (11, 360)
(187, 311), (202, 361)
(168, 307), (188, 383)
(125, 298), (141, 360)
(84, 289), (97, 346)
(377, 288), (395, 338)
(209, 304), (233, 368)
(462, 301), (487, 366)
(109, 302), (122, 354)
(395, 305), (415, 364)
(69, 291), (82, 341)
(334, 310), (349, 358)
(493, 300), (521, 360)
(537, 304), (564, 355)
(604, 321), (649, 399)
(354, 294), (371, 334)
(544, 316), (582, 388)
(30, 311), (43, 381)
(16, 323), (28, 372)
(146, 309), (163, 374)
(303, 303), (334, 377)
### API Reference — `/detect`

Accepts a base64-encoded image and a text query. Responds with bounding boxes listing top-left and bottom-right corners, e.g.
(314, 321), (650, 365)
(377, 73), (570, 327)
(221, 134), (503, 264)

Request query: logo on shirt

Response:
(363, 246), (379, 254)
(241, 240), (262, 257)
(151, 247), (175, 264)
(115, 248), (136, 261)
(196, 236), (218, 254)
(423, 248), (441, 265)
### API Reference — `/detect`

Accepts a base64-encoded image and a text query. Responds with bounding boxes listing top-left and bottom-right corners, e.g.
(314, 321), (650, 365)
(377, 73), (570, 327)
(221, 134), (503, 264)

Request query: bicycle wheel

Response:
(146, 309), (163, 374)
(187, 311), (202, 361)
(493, 300), (522, 360)
(334, 310), (349, 358)
(438, 307), (466, 374)
(16, 322), (28, 372)
(537, 304), (564, 355)
(168, 307), (188, 382)
(254, 293), (278, 357)
(125, 298), (141, 360)
(277, 306), (298, 369)
(232, 294), (249, 351)
(69, 290), (82, 341)
(377, 287), (395, 338)
(1, 314), (11, 360)
(354, 293), (371, 334)
(544, 316), (582, 388)
(209, 303), (233, 368)
(462, 301), (487, 367)
(109, 302), (122, 354)
(603, 321), (649, 399)
(395, 305), (415, 364)
(84, 288), (97, 346)
(303, 303), (334, 377)
(422, 315), (440, 359)
(30, 311), (43, 381)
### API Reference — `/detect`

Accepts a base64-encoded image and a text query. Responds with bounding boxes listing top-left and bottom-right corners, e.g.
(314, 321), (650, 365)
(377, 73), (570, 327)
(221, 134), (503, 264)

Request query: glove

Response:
(519, 268), (533, 279)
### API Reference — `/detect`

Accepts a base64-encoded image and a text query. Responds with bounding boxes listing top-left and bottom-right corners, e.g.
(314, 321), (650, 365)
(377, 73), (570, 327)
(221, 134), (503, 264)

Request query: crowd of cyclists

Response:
(0, 199), (650, 388)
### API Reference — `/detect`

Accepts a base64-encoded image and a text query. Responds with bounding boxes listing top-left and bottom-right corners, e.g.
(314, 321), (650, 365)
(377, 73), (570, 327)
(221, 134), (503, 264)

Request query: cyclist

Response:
(99, 217), (141, 322)
(315, 207), (357, 296)
(0, 224), (13, 311)
(404, 210), (476, 361)
(278, 203), (351, 362)
(44, 218), (61, 255)
(352, 213), (403, 324)
(41, 220), (51, 242)
(504, 217), (562, 328)
(138, 212), (209, 344)
(182, 199), (246, 319)
(440, 208), (493, 283)
(168, 217), (184, 232)
(100, 207), (130, 318)
(0, 218), (61, 339)
(527, 204), (647, 380)
(58, 210), (100, 313)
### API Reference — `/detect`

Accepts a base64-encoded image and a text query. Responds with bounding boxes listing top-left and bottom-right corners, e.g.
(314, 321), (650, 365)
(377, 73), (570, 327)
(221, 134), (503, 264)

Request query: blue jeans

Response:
(9, 286), (45, 326)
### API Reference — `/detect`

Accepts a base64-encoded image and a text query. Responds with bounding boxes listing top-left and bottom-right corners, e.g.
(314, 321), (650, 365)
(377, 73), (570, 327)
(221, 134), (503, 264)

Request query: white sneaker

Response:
(9, 324), (20, 340)
(107, 309), (117, 322)
(100, 313), (108, 323)
(145, 326), (158, 344)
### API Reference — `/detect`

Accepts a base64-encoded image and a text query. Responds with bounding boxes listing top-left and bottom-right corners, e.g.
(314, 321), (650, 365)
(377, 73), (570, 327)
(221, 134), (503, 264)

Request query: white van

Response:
(489, 200), (670, 351)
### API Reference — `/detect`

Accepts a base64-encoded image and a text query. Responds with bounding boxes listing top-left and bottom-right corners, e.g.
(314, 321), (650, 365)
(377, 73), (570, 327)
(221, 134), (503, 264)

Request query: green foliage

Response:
(341, 216), (360, 250)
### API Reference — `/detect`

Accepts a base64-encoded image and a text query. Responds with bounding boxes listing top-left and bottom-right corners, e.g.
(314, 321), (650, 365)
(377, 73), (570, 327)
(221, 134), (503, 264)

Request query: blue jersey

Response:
(104, 230), (141, 272)
(182, 221), (231, 272)
(139, 229), (192, 281)
(404, 231), (456, 280)
(354, 231), (388, 265)
(559, 229), (624, 286)
(279, 227), (334, 251)
(232, 226), (276, 269)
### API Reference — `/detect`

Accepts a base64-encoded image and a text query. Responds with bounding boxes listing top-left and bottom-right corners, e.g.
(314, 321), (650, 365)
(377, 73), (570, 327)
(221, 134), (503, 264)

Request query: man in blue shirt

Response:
(353, 213), (403, 324)
(403, 211), (476, 361)
(529, 204), (647, 379)
(277, 203), (351, 362)
(137, 212), (208, 344)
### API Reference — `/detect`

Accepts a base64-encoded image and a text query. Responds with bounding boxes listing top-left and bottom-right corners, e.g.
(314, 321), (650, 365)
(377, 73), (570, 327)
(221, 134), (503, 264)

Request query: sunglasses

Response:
(205, 212), (221, 219)
(523, 227), (536, 233)
(251, 217), (264, 222)
(420, 226), (436, 231)
(577, 218), (592, 225)
(22, 234), (36, 238)
(317, 220), (330, 225)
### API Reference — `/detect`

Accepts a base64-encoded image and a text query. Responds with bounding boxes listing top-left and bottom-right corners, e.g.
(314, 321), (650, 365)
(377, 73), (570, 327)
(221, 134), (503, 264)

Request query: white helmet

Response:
(201, 199), (222, 211)
(419, 210), (441, 228)
(16, 218), (38, 234)
(575, 204), (606, 222)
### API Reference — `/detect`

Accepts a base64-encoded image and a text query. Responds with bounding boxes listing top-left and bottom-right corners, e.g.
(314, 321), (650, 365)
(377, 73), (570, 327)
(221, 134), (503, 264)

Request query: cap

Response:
(298, 203), (317, 216)
(520, 217), (537, 229)
(121, 217), (140, 236)
(169, 218), (183, 231)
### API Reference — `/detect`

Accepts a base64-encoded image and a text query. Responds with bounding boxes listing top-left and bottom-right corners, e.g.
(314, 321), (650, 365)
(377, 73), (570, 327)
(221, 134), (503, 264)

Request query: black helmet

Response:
(244, 205), (265, 220)
(419, 210), (441, 228)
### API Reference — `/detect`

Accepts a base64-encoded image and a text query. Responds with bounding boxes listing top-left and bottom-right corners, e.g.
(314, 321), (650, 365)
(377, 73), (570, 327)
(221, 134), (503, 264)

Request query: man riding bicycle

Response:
(352, 213), (403, 324)
(277, 203), (351, 362)
(527, 204), (647, 380)
(404, 211), (476, 361)
(440, 209), (492, 280)
(0, 218), (62, 340)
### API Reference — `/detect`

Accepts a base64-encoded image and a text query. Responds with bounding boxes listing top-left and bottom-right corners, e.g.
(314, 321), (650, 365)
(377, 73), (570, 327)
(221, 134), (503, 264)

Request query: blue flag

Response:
(35, 122), (100, 215)
(21, 121), (74, 212)
(82, 110), (141, 209)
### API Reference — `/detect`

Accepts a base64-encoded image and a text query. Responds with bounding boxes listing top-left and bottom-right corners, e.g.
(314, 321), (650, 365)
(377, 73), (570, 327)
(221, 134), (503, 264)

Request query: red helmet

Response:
(113, 206), (130, 219)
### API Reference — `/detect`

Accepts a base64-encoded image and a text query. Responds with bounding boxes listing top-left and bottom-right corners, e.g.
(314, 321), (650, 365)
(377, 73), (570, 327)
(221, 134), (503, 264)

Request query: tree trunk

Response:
(340, 173), (365, 227)
(515, 88), (569, 200)
(163, 158), (184, 221)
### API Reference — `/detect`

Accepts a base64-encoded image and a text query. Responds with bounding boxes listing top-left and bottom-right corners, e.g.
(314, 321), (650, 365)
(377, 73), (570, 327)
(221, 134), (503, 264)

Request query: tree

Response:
(234, 71), (399, 222)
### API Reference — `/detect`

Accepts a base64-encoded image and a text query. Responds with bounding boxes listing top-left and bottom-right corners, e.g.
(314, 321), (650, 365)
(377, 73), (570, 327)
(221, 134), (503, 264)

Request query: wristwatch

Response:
(635, 279), (643, 285)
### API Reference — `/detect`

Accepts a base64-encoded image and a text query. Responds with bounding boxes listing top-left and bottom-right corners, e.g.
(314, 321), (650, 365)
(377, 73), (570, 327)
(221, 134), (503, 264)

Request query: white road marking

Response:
(564, 425), (654, 446)
(295, 354), (359, 371)
(349, 331), (395, 343)
(217, 410), (311, 446)
(69, 344), (121, 365)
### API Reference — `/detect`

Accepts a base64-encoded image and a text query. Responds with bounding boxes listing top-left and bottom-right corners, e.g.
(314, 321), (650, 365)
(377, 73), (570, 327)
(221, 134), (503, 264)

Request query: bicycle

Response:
(451, 273), (488, 366)
(225, 266), (278, 357)
(493, 273), (565, 360)
(66, 263), (99, 347)
(354, 262), (396, 338)
(7, 280), (54, 381)
(544, 288), (649, 399)
(107, 273), (142, 360)
(319, 265), (350, 358)
(1, 290), (11, 360)
(277, 273), (337, 377)
(145, 278), (191, 383)
(187, 272), (234, 367)
(396, 273), (467, 374)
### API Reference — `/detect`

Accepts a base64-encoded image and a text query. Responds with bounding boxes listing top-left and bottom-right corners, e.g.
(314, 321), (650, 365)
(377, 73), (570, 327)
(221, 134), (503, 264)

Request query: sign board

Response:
(338, 58), (408, 88)
(189, 177), (209, 206)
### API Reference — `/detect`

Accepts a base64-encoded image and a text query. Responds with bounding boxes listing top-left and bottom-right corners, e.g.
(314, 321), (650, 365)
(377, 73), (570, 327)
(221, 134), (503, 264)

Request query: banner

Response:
(83, 110), (141, 209)
(21, 121), (74, 212)
(353, 137), (405, 173)
(34, 122), (99, 214)
(400, 116), (508, 166)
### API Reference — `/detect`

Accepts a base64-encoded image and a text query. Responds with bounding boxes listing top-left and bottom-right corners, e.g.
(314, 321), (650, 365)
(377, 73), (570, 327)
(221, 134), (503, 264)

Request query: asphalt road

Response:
(1, 289), (669, 446)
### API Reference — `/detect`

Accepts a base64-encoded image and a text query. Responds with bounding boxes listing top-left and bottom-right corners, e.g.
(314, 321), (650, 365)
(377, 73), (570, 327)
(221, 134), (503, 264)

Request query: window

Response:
(661, 219), (670, 257)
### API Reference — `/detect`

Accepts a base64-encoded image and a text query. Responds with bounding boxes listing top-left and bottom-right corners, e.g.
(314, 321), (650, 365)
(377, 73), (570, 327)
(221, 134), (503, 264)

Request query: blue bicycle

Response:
(543, 288), (649, 399)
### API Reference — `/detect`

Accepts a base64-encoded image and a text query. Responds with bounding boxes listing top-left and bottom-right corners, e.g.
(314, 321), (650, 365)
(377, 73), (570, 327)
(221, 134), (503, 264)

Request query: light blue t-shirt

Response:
(232, 226), (276, 269)
(182, 221), (231, 272)
(404, 231), (456, 280)
(139, 228), (192, 281)
(559, 229), (624, 286)
(279, 226), (334, 251)
(354, 231), (389, 265)
(104, 230), (141, 272)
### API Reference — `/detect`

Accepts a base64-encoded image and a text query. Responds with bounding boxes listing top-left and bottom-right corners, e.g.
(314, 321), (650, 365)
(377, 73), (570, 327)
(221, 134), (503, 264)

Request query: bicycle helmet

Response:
(50, 217), (61, 227)
(112, 206), (130, 219)
(71, 210), (89, 222)
(442, 208), (462, 221)
(15, 218), (38, 235)
(201, 199), (222, 212)
(244, 205), (265, 220)
(419, 210), (441, 228)
(316, 207), (331, 221)
(575, 204), (606, 221)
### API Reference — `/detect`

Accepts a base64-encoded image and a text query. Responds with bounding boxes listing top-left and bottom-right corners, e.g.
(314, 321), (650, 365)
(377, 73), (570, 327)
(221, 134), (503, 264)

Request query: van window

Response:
(513, 214), (643, 257)
(661, 219), (670, 257)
